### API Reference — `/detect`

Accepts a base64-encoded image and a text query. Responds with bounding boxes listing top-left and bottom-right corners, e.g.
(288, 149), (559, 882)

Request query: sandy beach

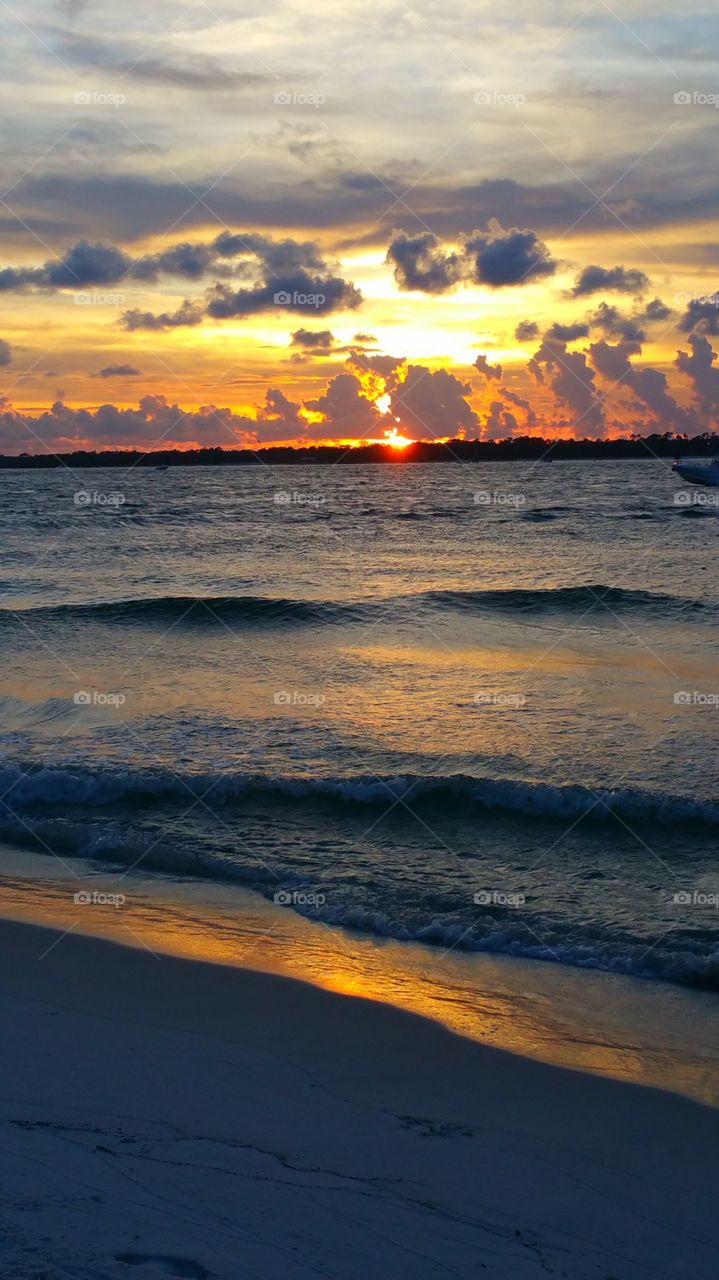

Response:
(1, 916), (717, 1280)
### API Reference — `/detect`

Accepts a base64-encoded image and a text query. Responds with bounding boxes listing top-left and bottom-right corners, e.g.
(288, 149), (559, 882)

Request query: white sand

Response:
(1, 917), (717, 1280)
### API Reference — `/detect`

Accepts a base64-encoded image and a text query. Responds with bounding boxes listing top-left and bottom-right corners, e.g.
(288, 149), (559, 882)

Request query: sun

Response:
(384, 426), (414, 449)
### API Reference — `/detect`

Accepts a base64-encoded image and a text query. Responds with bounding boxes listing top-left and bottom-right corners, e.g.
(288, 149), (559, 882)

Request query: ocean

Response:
(1, 457), (718, 1067)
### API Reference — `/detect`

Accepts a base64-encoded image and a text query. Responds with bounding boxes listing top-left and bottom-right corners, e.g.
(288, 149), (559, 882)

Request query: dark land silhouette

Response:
(1, 433), (717, 467)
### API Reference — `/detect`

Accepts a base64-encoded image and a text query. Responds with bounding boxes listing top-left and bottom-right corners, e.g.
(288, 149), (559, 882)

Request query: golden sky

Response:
(0, 0), (717, 450)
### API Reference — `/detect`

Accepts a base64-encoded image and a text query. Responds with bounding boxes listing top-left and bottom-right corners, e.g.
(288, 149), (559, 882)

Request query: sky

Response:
(1, 0), (718, 451)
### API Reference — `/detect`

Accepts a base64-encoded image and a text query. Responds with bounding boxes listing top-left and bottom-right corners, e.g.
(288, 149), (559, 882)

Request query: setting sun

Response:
(384, 427), (414, 449)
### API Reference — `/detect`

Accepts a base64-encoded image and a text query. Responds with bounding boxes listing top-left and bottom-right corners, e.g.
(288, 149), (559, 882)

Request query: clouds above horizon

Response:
(1, 0), (717, 446)
(2, 328), (718, 451)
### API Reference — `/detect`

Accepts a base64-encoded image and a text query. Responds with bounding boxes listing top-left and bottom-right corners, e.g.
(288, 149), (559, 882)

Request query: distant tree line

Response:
(2, 432), (717, 468)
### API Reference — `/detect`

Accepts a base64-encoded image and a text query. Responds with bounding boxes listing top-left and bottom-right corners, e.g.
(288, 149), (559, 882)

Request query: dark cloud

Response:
(485, 400), (519, 438)
(0, 340), (12, 366)
(588, 339), (641, 382)
(305, 373), (381, 436)
(0, 238), (205, 292)
(640, 297), (672, 323)
(248, 388), (307, 443)
(570, 265), (650, 298)
(515, 320), (539, 342)
(0, 232), (362, 331)
(0, 241), (132, 291)
(678, 293), (719, 336)
(0, 395), (256, 451)
(590, 339), (691, 430)
(589, 303), (645, 343)
(529, 337), (604, 433)
(94, 364), (142, 378)
(502, 388), (536, 429)
(386, 230), (464, 293)
(290, 329), (335, 350)
(474, 353), (502, 381)
(463, 220), (557, 288)
(546, 321), (590, 342)
(676, 334), (719, 407)
(206, 273), (361, 318)
(391, 366), (480, 438)
(387, 220), (557, 294)
(120, 300), (204, 331)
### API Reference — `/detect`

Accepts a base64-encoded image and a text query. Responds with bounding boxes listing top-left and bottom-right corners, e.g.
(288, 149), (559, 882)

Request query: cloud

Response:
(391, 365), (480, 438)
(0, 233), (363, 328)
(529, 337), (605, 433)
(590, 339), (691, 430)
(386, 231), (464, 293)
(247, 388), (308, 443)
(386, 219), (557, 294)
(463, 220), (557, 288)
(120, 300), (204, 331)
(545, 321), (590, 342)
(0, 395), (255, 452)
(0, 241), (133, 291)
(640, 297), (672, 323)
(50, 28), (267, 92)
(485, 399), (519, 438)
(570, 264), (650, 297)
(291, 329), (335, 350)
(676, 334), (719, 407)
(515, 320), (539, 342)
(678, 294), (719, 335)
(206, 274), (361, 318)
(589, 303), (645, 343)
(305, 372), (381, 436)
(502, 388), (536, 429)
(474, 353), (503, 381)
(94, 364), (142, 378)
(0, 340), (12, 366)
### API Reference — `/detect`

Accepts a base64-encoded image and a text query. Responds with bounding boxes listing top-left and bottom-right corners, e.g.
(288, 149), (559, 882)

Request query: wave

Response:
(0, 595), (354, 626)
(308, 906), (719, 992)
(0, 583), (710, 627)
(2, 804), (717, 993)
(1, 761), (718, 829)
(420, 584), (709, 617)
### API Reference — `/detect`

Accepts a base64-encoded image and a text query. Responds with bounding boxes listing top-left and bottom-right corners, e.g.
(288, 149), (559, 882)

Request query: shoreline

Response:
(1, 914), (718, 1278)
(2, 852), (719, 1109)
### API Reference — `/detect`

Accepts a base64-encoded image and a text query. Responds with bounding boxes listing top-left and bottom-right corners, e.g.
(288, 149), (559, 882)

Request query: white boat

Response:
(672, 456), (719, 487)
